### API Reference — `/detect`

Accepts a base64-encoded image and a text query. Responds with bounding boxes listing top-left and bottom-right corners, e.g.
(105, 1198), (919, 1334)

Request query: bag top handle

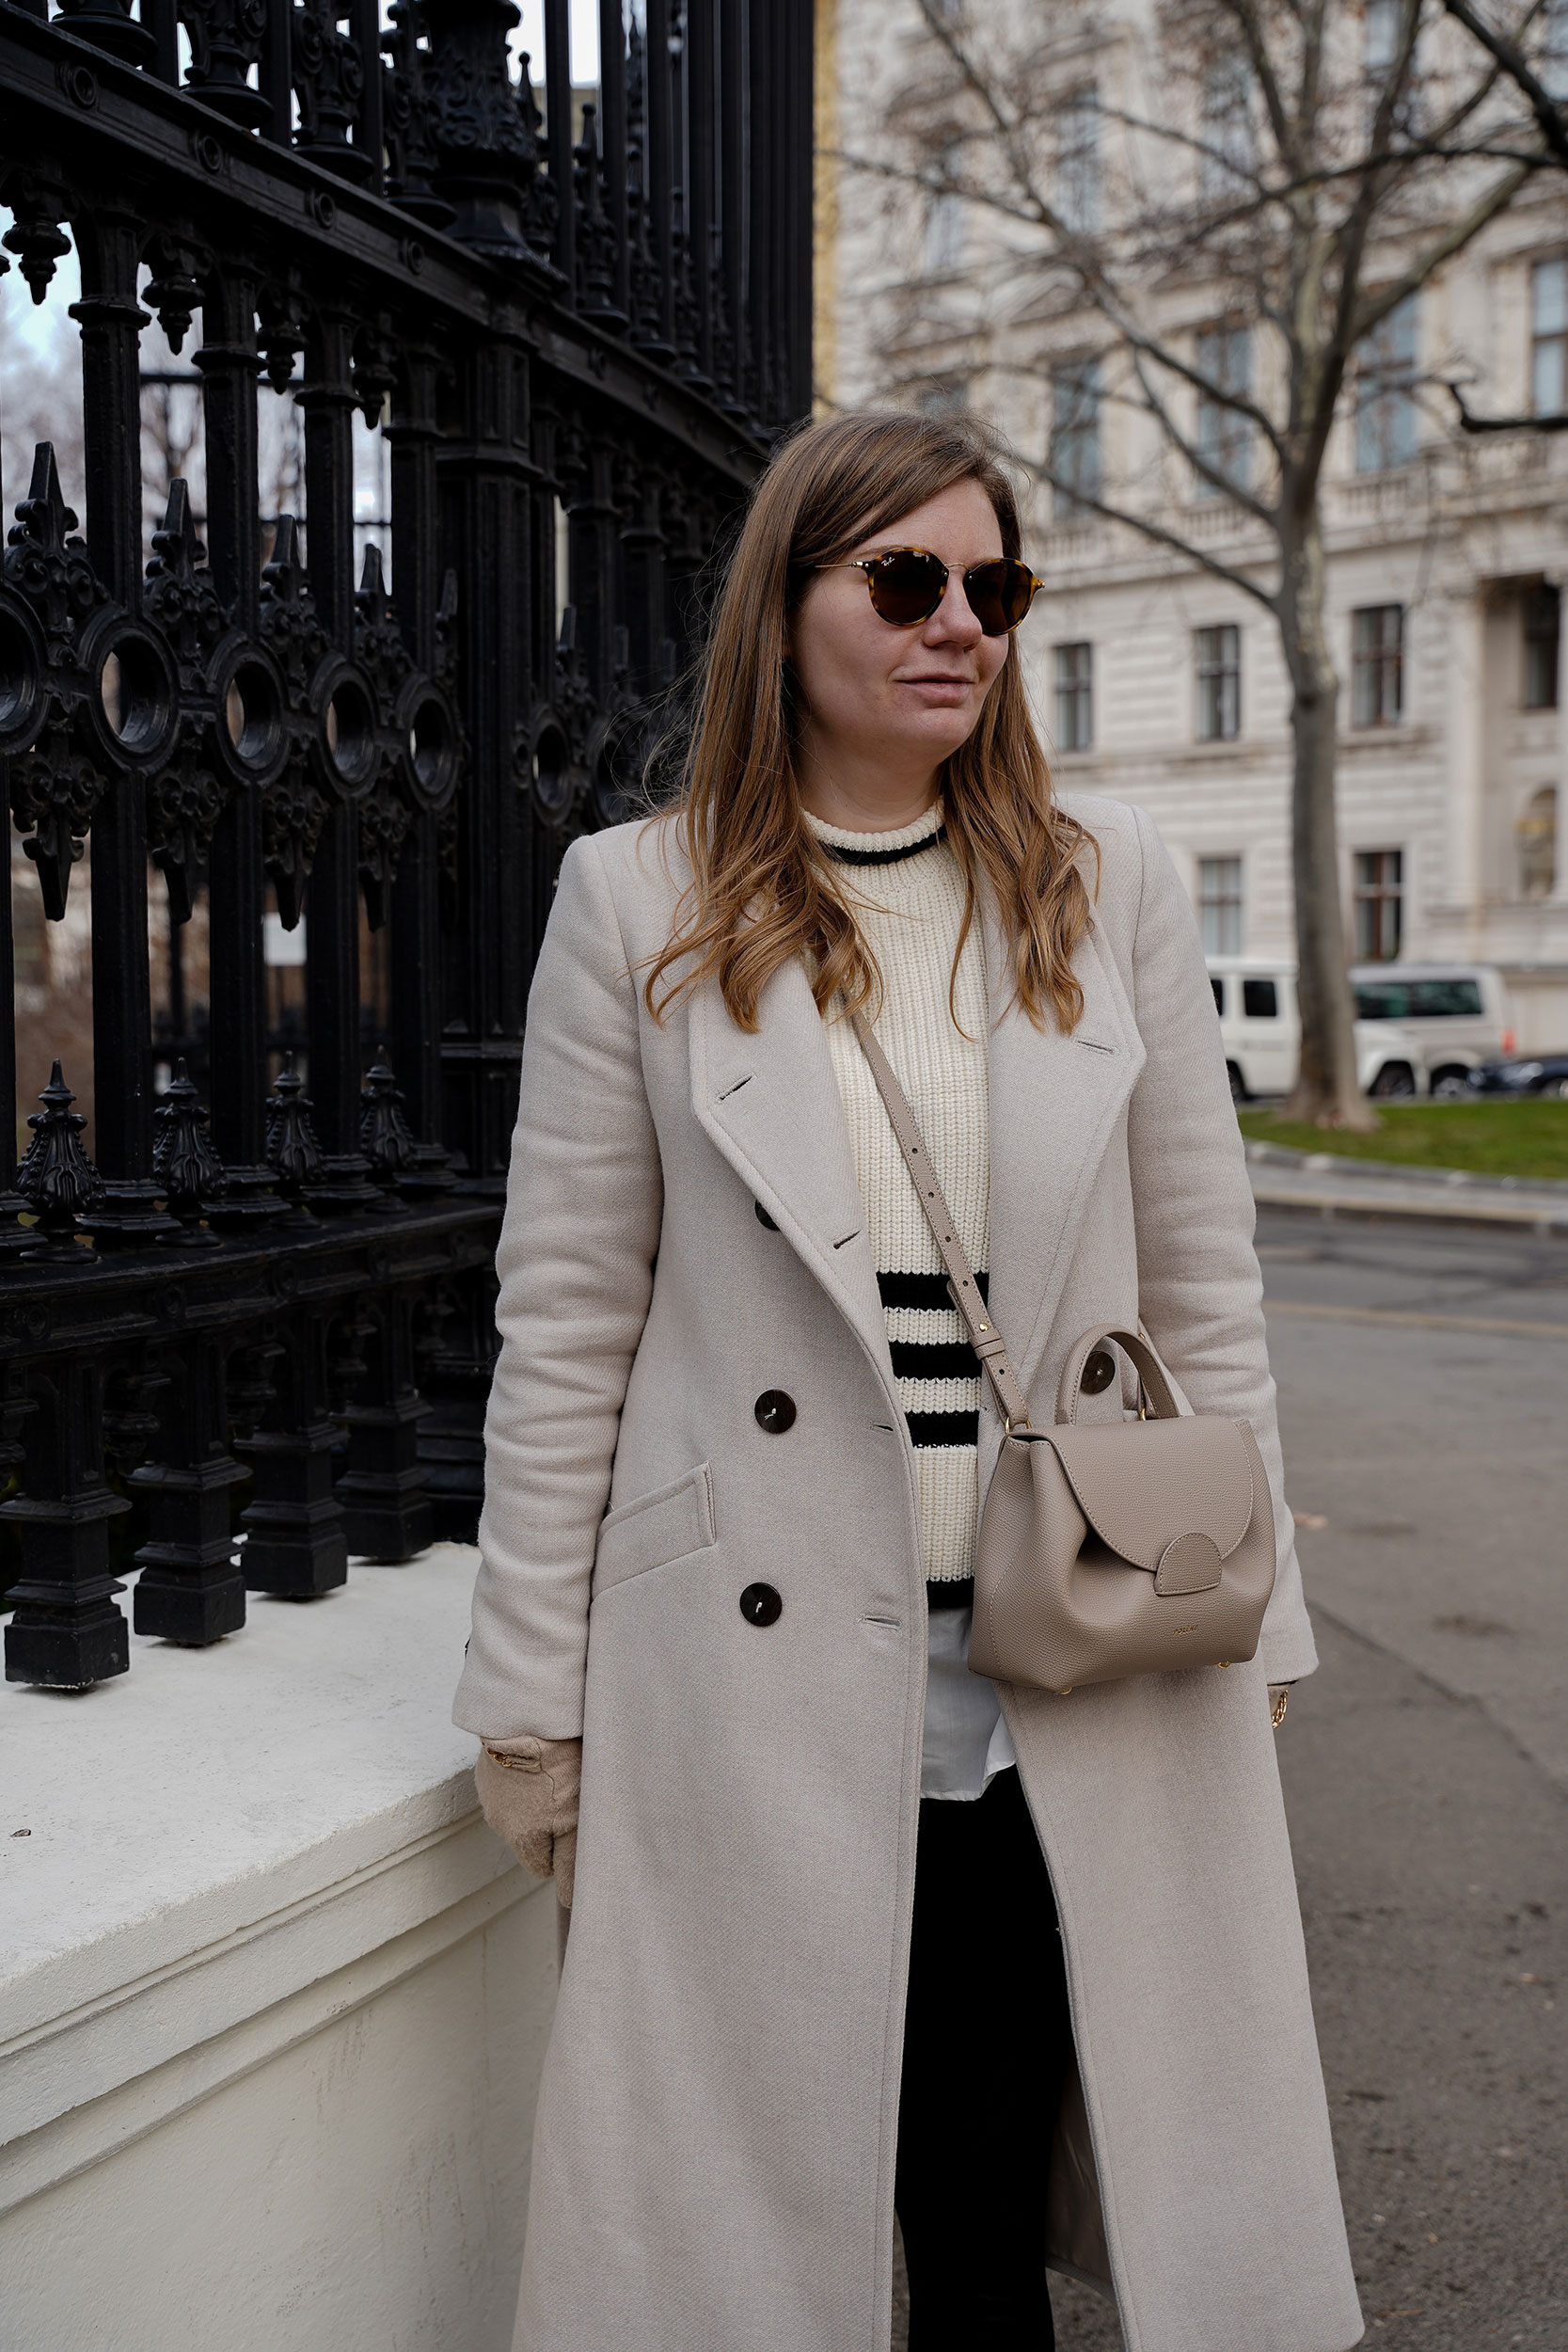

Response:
(1054, 1327), (1181, 1426)
(850, 1009), (1034, 1432)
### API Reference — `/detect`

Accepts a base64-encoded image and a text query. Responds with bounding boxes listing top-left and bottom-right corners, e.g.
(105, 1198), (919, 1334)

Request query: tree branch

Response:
(1446, 377), (1568, 432)
(1019, 460), (1280, 615)
(1440, 0), (1568, 171)
(1123, 344), (1281, 527)
(1214, 0), (1296, 170)
(1352, 160), (1534, 341)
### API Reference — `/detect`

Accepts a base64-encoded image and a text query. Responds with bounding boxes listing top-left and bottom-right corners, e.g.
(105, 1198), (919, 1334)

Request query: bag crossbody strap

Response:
(849, 1009), (1035, 1433)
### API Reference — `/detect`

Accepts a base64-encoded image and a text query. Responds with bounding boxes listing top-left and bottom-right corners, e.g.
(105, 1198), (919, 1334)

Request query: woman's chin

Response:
(876, 713), (980, 767)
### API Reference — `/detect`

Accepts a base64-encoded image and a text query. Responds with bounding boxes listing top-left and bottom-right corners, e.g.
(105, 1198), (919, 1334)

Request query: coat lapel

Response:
(689, 959), (895, 1390)
(985, 905), (1146, 1406)
(689, 898), (1146, 1426)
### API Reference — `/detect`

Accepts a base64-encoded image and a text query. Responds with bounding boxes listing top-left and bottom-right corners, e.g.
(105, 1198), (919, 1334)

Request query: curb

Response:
(1243, 1140), (1568, 1235)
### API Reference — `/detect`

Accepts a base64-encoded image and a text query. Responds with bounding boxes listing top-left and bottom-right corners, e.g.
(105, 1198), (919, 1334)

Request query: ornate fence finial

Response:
(359, 1057), (418, 1202)
(180, 0), (273, 127)
(422, 0), (558, 268)
(152, 1060), (228, 1245)
(143, 229), (211, 356)
(15, 1061), (104, 1258)
(55, 0), (155, 67)
(292, 0), (374, 184)
(575, 103), (620, 326)
(0, 170), (73, 305)
(383, 0), (457, 229)
(259, 272), (310, 393)
(264, 1052), (326, 1219)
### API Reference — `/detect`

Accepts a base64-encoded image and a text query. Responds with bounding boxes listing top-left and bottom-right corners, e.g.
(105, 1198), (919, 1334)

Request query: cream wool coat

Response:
(453, 792), (1364, 2352)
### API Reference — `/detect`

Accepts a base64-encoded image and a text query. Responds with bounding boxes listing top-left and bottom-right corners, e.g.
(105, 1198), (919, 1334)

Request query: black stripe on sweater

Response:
(878, 1267), (990, 1312)
(906, 1409), (980, 1449)
(819, 824), (947, 867)
(889, 1336), (981, 1382)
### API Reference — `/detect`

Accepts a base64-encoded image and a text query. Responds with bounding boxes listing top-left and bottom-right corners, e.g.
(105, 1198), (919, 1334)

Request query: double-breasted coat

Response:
(453, 792), (1365, 2352)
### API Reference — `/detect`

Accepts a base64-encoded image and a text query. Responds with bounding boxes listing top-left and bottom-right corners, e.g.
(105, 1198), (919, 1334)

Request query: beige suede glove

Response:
(474, 1735), (581, 1906)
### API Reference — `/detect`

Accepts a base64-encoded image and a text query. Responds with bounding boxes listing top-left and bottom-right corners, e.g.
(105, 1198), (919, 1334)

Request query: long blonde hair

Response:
(643, 409), (1096, 1033)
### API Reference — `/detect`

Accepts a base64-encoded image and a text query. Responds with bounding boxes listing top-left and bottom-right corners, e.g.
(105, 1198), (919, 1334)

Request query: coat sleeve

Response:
(451, 833), (664, 1740)
(1122, 805), (1318, 1685)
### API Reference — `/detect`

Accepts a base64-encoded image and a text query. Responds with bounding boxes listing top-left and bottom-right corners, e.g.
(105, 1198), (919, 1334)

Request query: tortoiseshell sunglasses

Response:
(824, 546), (1045, 636)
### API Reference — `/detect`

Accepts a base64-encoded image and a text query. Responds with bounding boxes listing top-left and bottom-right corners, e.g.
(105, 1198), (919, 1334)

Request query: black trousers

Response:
(895, 1766), (1072, 2350)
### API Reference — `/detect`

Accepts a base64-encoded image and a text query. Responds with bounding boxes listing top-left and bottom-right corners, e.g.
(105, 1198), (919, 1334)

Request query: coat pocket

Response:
(591, 1462), (717, 1599)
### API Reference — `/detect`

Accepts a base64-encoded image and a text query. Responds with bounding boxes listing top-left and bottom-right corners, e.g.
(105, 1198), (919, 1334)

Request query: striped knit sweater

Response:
(803, 801), (988, 1584)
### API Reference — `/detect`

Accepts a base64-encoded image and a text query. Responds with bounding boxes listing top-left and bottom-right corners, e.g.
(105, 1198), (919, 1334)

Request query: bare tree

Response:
(842, 0), (1550, 1124)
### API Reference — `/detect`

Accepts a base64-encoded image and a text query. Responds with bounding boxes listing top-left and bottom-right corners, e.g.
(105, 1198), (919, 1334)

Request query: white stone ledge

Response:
(2, 1544), (497, 2035)
(1, 1541), (556, 2352)
(1, 1856), (538, 2219)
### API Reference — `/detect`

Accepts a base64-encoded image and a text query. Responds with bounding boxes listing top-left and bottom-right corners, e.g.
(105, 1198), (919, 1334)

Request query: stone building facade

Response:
(816, 0), (1568, 1050)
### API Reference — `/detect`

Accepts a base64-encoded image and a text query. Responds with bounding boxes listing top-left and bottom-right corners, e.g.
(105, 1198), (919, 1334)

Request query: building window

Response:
(1518, 785), (1558, 900)
(1197, 856), (1243, 955)
(1355, 294), (1419, 471)
(1057, 87), (1100, 234)
(1051, 358), (1101, 518)
(1532, 259), (1568, 415)
(1352, 603), (1404, 726)
(1195, 325), (1252, 499)
(1199, 57), (1252, 199)
(1354, 849), (1404, 961)
(1054, 642), (1093, 750)
(1196, 624), (1241, 740)
(1365, 0), (1402, 74)
(1524, 581), (1560, 708)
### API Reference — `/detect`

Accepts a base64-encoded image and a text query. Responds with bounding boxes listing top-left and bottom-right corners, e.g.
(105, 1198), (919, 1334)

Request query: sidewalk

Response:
(1243, 1138), (1568, 1234)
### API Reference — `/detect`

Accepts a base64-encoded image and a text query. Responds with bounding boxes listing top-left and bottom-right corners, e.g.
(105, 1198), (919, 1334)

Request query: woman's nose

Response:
(927, 578), (984, 644)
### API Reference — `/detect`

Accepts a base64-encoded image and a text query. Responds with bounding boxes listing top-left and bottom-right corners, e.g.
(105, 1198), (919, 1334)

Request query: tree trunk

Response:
(1280, 519), (1378, 1129)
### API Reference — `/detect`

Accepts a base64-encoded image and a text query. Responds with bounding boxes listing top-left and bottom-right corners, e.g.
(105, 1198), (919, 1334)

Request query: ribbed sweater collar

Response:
(802, 800), (945, 868)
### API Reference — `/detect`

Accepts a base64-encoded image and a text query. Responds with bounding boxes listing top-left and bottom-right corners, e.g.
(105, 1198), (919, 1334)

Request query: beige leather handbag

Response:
(852, 1013), (1275, 1693)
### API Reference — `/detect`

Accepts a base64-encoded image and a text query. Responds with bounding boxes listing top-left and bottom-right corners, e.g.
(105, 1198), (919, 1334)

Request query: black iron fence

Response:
(0, 0), (813, 1688)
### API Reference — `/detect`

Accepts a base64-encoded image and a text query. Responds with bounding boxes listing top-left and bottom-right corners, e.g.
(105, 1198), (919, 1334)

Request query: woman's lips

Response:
(897, 675), (974, 700)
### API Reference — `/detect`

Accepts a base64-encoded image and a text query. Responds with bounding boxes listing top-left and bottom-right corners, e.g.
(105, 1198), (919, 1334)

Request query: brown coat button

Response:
(739, 1583), (783, 1626)
(753, 1390), (796, 1434)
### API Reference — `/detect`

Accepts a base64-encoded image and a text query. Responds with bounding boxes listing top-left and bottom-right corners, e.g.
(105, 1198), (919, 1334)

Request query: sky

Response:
(0, 249), (79, 366)
(514, 0), (602, 79)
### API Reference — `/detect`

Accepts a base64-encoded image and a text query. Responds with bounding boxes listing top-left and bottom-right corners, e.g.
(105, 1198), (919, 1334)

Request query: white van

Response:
(1206, 958), (1513, 1101)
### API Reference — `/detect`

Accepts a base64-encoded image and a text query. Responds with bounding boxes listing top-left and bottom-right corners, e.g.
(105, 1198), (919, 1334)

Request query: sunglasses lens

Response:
(865, 549), (948, 626)
(965, 559), (1037, 636)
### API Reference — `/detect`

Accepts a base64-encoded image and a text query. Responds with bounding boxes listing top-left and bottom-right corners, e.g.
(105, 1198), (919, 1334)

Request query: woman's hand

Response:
(476, 1734), (582, 1905)
(1268, 1684), (1291, 1730)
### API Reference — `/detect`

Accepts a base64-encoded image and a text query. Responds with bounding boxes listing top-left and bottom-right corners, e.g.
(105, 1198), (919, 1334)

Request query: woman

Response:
(454, 411), (1362, 2352)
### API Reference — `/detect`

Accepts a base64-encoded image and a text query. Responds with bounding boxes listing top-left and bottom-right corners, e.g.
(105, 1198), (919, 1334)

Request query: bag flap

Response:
(1043, 1418), (1255, 1569)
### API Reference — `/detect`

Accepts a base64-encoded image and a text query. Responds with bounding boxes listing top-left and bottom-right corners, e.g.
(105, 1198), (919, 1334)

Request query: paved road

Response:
(895, 1209), (1568, 2351)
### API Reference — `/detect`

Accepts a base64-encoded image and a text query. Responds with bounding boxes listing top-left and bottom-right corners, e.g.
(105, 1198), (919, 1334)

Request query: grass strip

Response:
(1238, 1100), (1568, 1183)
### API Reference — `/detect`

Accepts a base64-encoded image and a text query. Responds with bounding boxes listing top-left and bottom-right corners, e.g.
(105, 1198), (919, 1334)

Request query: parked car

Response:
(1465, 1052), (1568, 1100)
(1349, 963), (1515, 1098)
(1206, 958), (1514, 1102)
